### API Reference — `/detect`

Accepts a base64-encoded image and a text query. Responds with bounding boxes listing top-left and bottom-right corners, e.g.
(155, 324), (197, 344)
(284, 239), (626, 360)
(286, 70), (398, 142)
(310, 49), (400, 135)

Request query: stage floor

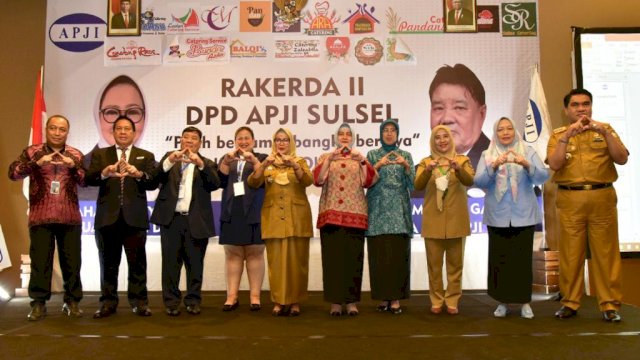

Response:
(0, 292), (638, 359)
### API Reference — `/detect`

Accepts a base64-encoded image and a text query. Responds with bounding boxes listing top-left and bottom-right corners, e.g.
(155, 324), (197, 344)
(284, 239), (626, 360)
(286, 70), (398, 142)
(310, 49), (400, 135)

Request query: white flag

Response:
(523, 65), (551, 162)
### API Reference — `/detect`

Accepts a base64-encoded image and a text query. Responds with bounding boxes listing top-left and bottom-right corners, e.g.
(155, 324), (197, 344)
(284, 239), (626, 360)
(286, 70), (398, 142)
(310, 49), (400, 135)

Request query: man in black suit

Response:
(151, 127), (220, 316)
(111, 0), (137, 29)
(447, 0), (474, 26)
(87, 117), (157, 318)
(429, 63), (487, 170)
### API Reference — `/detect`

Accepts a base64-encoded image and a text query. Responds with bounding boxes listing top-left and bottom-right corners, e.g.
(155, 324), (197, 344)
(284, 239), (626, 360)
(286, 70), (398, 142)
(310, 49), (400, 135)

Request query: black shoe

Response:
(602, 310), (621, 322)
(249, 304), (262, 311)
(93, 304), (116, 319)
(28, 302), (46, 321)
(272, 305), (284, 316)
(389, 306), (402, 315)
(132, 305), (152, 317)
(62, 302), (83, 317)
(376, 301), (389, 312)
(165, 307), (181, 316)
(186, 305), (201, 315)
(554, 306), (577, 319)
(222, 301), (239, 312)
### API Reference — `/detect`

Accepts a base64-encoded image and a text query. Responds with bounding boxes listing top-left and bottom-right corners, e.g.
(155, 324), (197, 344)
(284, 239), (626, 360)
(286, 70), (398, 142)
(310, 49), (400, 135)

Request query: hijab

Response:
(271, 127), (302, 166)
(484, 117), (526, 202)
(380, 119), (399, 153)
(335, 123), (355, 149)
(430, 125), (457, 160)
(429, 125), (457, 211)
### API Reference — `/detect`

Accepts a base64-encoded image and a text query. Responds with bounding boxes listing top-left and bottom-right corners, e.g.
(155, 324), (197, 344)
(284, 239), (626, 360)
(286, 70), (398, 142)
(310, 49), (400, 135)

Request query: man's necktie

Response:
(124, 14), (129, 28)
(119, 147), (127, 206)
(455, 11), (460, 24)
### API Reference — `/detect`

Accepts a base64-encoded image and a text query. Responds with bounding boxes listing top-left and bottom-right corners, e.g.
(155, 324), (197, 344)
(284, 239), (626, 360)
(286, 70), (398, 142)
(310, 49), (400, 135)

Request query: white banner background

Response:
(44, 0), (539, 292)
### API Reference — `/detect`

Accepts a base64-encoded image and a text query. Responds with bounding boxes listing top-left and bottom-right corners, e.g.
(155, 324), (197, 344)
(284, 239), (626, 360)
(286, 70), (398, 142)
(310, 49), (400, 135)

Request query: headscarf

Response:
(380, 119), (399, 153)
(429, 125), (457, 211)
(335, 123), (355, 149)
(484, 117), (526, 202)
(271, 127), (302, 166)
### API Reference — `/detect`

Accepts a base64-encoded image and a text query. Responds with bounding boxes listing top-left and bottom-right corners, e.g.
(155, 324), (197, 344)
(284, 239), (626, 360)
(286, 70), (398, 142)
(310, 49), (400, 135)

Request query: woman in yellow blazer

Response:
(414, 125), (474, 315)
(247, 128), (313, 316)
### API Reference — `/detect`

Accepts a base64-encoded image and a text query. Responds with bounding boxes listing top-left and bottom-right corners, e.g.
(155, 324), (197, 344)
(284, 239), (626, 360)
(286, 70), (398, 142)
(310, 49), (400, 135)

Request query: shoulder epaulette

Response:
(553, 126), (567, 134)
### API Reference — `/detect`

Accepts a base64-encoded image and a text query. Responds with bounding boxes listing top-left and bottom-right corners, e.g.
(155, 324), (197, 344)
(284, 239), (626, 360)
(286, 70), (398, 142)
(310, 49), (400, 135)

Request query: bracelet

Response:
(559, 138), (568, 144)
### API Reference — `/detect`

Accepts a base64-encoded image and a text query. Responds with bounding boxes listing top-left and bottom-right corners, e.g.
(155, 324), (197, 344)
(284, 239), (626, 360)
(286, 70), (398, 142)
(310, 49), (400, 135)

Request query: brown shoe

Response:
(93, 304), (117, 319)
(28, 302), (46, 321)
(62, 302), (83, 317)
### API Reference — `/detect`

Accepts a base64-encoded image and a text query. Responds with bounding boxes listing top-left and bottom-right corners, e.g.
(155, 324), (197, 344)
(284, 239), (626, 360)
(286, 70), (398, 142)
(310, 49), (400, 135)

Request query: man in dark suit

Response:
(87, 117), (157, 318)
(150, 127), (220, 316)
(447, 0), (474, 26)
(429, 63), (487, 170)
(111, 0), (137, 29)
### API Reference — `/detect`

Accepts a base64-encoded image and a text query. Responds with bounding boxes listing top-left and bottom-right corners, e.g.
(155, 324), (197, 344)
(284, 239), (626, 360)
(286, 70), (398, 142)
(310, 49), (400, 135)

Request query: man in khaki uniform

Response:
(547, 89), (629, 322)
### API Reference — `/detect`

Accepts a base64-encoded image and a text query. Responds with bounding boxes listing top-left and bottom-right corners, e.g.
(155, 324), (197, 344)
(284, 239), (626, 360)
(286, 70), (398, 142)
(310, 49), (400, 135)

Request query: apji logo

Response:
(49, 13), (106, 52)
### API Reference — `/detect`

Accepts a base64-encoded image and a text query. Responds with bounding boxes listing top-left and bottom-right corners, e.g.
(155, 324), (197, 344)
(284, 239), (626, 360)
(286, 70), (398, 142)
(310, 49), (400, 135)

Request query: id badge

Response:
(233, 181), (245, 196)
(178, 183), (185, 199)
(50, 180), (61, 195)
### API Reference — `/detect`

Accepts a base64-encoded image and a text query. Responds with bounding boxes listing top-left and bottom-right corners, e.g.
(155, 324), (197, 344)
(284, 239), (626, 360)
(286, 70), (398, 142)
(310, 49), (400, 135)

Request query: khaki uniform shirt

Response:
(547, 124), (626, 185)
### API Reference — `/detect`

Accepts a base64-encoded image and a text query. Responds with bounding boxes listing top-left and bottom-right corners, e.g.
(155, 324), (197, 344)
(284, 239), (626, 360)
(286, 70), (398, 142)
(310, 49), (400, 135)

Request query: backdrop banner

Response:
(44, 0), (541, 290)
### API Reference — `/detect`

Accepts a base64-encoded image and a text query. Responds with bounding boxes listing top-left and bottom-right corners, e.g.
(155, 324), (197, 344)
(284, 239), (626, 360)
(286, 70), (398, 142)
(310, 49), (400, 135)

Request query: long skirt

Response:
(320, 225), (365, 304)
(487, 225), (534, 304)
(367, 234), (411, 300)
(265, 236), (310, 305)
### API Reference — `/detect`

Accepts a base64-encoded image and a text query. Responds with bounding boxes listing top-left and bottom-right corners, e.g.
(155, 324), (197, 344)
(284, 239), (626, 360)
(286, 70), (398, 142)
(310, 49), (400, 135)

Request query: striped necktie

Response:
(119, 147), (127, 206)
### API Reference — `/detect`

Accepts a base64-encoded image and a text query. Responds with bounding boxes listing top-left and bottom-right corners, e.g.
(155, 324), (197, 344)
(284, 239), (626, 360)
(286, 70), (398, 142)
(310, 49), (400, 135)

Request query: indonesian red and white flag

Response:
(23, 67), (47, 200)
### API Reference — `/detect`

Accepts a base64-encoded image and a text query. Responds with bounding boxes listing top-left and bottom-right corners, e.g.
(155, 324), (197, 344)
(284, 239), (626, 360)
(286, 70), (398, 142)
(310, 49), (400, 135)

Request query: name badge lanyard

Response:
(178, 162), (190, 199)
(233, 160), (247, 197)
(50, 148), (61, 195)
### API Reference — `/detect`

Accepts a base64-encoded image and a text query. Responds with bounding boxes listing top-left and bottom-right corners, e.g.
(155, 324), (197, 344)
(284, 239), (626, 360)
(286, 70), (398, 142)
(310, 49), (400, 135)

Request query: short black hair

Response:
(234, 126), (255, 139)
(46, 114), (70, 128)
(113, 117), (136, 132)
(182, 126), (202, 140)
(563, 88), (593, 108)
(429, 64), (485, 106)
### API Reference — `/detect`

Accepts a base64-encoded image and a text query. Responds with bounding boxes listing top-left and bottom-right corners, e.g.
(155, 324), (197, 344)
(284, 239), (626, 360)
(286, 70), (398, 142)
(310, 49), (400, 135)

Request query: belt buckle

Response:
(583, 184), (592, 190)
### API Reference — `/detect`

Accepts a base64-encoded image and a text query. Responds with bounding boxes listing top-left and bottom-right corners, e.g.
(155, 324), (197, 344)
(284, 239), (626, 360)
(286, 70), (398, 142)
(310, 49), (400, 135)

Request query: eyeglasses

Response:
(100, 107), (145, 123)
(382, 128), (397, 134)
(274, 138), (290, 143)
